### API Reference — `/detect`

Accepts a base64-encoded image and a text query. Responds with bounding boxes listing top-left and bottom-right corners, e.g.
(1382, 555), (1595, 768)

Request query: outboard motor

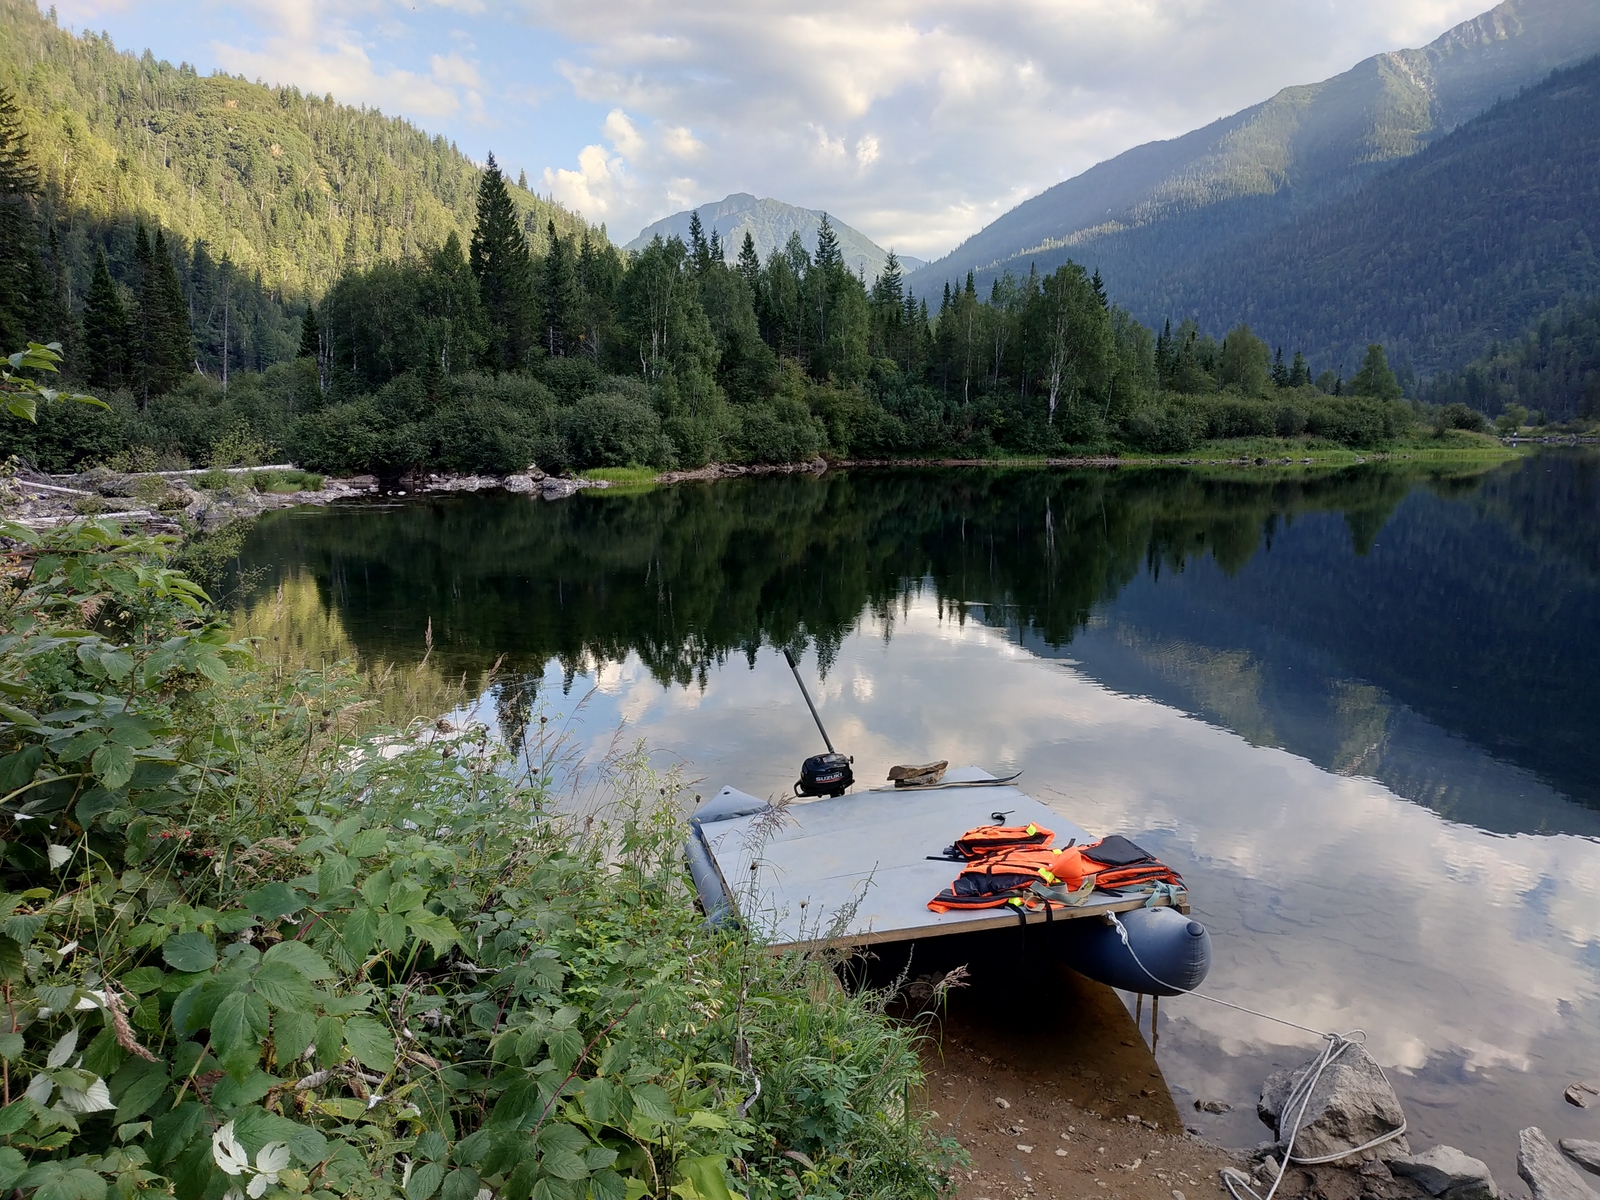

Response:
(783, 649), (854, 798)
(798, 751), (853, 798)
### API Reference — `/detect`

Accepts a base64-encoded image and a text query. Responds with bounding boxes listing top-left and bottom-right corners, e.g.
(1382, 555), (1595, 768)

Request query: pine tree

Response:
(82, 249), (130, 390)
(0, 84), (41, 352)
(1090, 267), (1108, 308)
(298, 305), (320, 358)
(1271, 345), (1289, 387)
(517, 169), (528, 190)
(735, 232), (762, 293)
(37, 226), (77, 359)
(542, 219), (579, 356)
(814, 214), (842, 275)
(153, 229), (194, 388)
(469, 153), (535, 370)
(687, 211), (712, 275)
(1289, 350), (1311, 388)
(708, 227), (722, 265)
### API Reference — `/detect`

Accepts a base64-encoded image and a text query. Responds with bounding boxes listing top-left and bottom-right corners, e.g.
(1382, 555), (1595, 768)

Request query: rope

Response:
(1103, 913), (1407, 1200)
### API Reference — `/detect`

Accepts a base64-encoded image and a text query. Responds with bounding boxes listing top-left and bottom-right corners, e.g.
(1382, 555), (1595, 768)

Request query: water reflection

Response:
(227, 453), (1600, 1181)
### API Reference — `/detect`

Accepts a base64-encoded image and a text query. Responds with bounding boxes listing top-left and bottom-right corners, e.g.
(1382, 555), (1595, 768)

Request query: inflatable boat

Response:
(684, 764), (1211, 998)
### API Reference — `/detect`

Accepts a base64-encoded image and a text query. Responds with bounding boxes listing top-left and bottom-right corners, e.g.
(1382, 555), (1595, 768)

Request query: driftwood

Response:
(887, 761), (948, 787)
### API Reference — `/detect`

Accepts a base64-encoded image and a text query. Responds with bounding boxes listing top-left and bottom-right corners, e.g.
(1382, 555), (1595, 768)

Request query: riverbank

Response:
(5, 439), (1541, 534)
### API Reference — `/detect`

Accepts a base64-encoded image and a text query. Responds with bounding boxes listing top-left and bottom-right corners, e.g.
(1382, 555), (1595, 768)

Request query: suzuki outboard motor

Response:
(783, 649), (854, 798)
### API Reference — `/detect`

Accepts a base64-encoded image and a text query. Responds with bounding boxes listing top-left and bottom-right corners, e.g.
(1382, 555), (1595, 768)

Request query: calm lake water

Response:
(226, 453), (1600, 1182)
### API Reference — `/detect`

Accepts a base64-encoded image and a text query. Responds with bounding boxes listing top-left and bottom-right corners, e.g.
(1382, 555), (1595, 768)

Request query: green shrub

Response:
(0, 518), (963, 1200)
(730, 398), (826, 464)
(1122, 404), (1198, 453)
(560, 389), (677, 470)
(1434, 402), (1490, 434)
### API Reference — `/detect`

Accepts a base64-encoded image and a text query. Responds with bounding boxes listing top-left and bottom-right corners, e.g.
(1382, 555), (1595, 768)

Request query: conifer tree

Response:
(708, 227), (722, 265)
(542, 219), (579, 356)
(1271, 345), (1289, 387)
(814, 214), (842, 276)
(153, 229), (194, 388)
(735, 232), (761, 294)
(1090, 267), (1108, 308)
(299, 305), (320, 358)
(37, 227), (77, 359)
(1289, 350), (1311, 388)
(687, 211), (712, 275)
(469, 153), (535, 370)
(82, 249), (130, 390)
(0, 84), (41, 351)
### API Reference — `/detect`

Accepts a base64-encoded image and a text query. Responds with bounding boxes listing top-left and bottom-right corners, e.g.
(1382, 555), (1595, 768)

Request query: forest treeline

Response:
(1424, 297), (1600, 421)
(4, 138), (1444, 475)
(0, 0), (591, 377)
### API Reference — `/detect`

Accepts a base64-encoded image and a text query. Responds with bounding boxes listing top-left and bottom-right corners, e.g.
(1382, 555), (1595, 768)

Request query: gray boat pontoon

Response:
(685, 765), (1211, 994)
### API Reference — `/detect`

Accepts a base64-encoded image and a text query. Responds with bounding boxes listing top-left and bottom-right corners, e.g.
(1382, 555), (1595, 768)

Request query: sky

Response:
(46, 0), (1494, 258)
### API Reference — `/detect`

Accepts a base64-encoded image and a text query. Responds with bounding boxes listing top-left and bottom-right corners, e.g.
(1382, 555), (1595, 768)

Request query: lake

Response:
(224, 453), (1600, 1182)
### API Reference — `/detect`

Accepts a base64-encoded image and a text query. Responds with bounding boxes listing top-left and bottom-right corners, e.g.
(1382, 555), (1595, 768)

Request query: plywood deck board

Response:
(696, 770), (1166, 949)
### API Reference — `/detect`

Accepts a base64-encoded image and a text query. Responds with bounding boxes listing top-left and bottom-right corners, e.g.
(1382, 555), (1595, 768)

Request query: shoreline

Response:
(0, 440), (1541, 535)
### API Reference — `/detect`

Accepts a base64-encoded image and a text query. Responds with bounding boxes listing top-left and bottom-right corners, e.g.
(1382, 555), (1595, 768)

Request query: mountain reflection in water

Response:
(228, 452), (1600, 1182)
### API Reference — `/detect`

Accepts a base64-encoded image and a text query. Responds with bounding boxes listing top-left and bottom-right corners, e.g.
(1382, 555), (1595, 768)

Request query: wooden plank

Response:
(697, 768), (1180, 951)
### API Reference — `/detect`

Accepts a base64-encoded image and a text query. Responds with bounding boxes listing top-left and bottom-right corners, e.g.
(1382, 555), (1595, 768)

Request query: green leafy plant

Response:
(0, 518), (961, 1200)
(2, 345), (107, 424)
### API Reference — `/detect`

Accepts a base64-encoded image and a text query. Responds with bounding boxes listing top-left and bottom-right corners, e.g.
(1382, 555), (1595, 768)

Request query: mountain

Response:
(1147, 55), (1600, 388)
(0, 0), (597, 333)
(627, 194), (923, 282)
(904, 0), (1600, 341)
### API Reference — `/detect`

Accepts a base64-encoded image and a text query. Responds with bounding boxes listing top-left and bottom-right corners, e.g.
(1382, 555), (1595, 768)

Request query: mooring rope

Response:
(1105, 912), (1408, 1200)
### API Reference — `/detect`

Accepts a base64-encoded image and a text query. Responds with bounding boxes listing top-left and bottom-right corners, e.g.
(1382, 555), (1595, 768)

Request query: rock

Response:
(501, 474), (539, 494)
(1561, 1141), (1600, 1178)
(1568, 1081), (1600, 1108)
(1258, 1047), (1410, 1162)
(994, 1097), (1011, 1109)
(1195, 1098), (1232, 1114)
(1391, 1145), (1499, 1200)
(1519, 1128), (1600, 1200)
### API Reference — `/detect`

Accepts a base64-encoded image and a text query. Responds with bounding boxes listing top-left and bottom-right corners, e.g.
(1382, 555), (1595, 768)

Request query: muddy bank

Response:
(862, 929), (1458, 1200)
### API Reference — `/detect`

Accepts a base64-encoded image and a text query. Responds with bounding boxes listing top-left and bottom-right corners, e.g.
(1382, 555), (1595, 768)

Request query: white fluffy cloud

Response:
(519, 0), (1493, 254)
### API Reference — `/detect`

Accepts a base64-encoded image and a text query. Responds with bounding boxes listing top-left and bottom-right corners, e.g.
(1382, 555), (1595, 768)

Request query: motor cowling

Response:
(797, 752), (853, 798)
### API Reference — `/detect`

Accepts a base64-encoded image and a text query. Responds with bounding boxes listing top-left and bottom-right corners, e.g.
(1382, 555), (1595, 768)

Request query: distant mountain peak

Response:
(627, 195), (923, 281)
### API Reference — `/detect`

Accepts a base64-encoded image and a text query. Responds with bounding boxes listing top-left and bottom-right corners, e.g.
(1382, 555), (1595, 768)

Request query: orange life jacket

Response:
(940, 823), (1055, 861)
(926, 846), (1058, 911)
(1042, 835), (1183, 894)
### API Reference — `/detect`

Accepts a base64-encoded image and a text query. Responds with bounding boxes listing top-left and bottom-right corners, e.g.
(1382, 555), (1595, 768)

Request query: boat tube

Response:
(1052, 904), (1211, 996)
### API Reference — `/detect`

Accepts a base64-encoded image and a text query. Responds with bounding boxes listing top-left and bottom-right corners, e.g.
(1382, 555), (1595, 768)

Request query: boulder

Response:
(1561, 1141), (1600, 1178)
(1258, 1047), (1410, 1162)
(1519, 1128), (1600, 1200)
(1390, 1146), (1498, 1200)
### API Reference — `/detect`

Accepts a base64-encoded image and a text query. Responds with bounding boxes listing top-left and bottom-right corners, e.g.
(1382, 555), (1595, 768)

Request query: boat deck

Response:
(693, 767), (1183, 950)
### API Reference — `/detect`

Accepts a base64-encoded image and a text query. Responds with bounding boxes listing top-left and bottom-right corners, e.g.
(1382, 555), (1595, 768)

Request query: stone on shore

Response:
(1561, 1141), (1600, 1178)
(1519, 1128), (1600, 1200)
(1258, 1048), (1410, 1162)
(1390, 1145), (1498, 1200)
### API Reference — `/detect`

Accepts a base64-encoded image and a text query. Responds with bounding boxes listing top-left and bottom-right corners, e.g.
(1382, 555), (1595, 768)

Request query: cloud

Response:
(542, 141), (630, 218)
(520, 0), (1494, 253)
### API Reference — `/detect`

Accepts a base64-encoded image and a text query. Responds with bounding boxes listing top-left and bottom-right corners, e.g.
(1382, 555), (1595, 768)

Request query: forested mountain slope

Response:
(0, 0), (596, 366)
(1148, 55), (1600, 386)
(904, 0), (1600, 323)
(628, 194), (924, 282)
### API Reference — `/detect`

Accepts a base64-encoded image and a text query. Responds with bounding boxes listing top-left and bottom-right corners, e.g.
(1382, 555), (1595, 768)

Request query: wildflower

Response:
(213, 1122), (290, 1199)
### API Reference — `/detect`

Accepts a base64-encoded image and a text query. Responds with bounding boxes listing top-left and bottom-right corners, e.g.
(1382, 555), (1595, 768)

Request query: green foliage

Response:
(0, 517), (963, 1200)
(1424, 297), (1600, 423)
(2, 343), (105, 424)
